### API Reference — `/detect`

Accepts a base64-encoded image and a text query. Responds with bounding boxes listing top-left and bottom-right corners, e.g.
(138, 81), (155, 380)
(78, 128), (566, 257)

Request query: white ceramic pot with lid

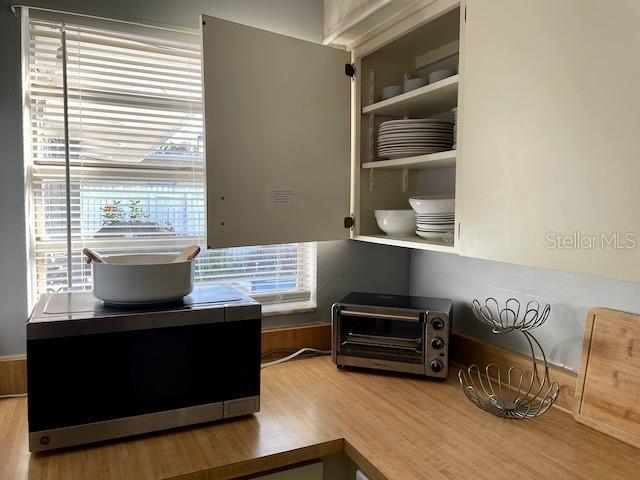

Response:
(83, 245), (201, 305)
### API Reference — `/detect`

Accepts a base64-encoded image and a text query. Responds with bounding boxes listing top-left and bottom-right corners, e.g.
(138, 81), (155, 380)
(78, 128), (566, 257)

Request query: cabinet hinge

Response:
(344, 216), (355, 229)
(345, 63), (356, 78)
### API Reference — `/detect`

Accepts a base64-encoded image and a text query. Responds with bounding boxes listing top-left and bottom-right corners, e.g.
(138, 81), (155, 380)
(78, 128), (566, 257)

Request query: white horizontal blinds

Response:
(28, 18), (314, 303)
(194, 242), (316, 304)
(30, 22), (202, 169)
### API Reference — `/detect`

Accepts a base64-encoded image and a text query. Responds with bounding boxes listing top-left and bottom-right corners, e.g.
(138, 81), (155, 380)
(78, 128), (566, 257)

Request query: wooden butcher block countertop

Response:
(1, 356), (640, 479)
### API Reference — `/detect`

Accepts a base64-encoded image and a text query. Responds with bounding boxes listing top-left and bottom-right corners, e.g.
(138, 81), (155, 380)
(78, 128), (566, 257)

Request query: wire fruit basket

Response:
(458, 298), (559, 419)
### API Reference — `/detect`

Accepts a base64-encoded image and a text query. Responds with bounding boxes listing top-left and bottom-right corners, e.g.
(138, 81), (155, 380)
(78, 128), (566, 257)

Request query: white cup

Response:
(403, 77), (428, 92)
(428, 69), (455, 84)
(382, 85), (403, 99)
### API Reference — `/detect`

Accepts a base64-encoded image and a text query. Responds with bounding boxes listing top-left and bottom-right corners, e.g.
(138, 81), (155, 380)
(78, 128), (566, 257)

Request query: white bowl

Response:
(374, 210), (416, 235)
(382, 85), (403, 100)
(92, 254), (194, 305)
(428, 69), (455, 84)
(375, 209), (415, 217)
(409, 195), (455, 214)
(403, 77), (428, 92)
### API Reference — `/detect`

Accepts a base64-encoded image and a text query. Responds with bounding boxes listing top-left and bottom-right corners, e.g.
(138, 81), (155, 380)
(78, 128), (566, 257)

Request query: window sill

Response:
(261, 300), (318, 317)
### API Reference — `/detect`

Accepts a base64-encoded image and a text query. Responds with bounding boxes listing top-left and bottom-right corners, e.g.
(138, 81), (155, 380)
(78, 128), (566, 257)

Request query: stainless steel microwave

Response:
(26, 284), (261, 452)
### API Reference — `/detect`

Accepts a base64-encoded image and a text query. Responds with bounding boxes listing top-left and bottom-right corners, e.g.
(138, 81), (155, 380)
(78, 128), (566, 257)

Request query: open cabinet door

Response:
(201, 15), (352, 248)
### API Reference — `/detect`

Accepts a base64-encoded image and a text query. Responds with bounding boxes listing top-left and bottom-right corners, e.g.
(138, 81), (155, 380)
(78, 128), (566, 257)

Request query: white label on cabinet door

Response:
(262, 186), (306, 213)
(262, 185), (307, 214)
(271, 188), (295, 205)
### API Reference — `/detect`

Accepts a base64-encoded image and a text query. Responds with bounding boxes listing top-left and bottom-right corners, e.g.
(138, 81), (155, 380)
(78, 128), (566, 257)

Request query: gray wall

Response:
(267, 241), (410, 328)
(0, 2), (28, 357)
(0, 0), (410, 356)
(12, 0), (325, 40)
(410, 250), (640, 372)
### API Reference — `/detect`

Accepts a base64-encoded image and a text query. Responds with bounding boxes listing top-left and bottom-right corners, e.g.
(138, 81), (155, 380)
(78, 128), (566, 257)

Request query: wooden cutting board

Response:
(574, 307), (640, 447)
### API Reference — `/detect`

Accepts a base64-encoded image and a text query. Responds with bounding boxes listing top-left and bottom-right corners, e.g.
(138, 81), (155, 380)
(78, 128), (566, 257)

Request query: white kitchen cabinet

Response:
(456, 0), (640, 282)
(351, 1), (461, 252)
(202, 0), (463, 252)
(202, 0), (640, 283)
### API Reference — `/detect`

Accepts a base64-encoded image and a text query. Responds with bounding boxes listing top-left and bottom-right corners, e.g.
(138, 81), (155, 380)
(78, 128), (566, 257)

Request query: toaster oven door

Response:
(335, 307), (425, 365)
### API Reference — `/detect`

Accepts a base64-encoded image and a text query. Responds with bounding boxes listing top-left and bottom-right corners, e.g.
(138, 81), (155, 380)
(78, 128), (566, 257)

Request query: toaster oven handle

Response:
(343, 332), (422, 351)
(338, 309), (421, 322)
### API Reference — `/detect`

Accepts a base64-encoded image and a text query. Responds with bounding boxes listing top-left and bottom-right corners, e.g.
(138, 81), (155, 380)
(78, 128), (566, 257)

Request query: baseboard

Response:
(261, 323), (332, 356)
(0, 355), (27, 396)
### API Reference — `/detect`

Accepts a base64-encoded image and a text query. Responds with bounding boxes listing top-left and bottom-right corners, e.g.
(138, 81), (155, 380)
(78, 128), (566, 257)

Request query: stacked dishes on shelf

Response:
(409, 195), (455, 241)
(377, 119), (454, 160)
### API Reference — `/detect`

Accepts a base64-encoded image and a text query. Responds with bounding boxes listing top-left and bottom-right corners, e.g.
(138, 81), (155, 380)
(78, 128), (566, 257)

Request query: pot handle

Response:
(174, 245), (201, 263)
(83, 248), (105, 264)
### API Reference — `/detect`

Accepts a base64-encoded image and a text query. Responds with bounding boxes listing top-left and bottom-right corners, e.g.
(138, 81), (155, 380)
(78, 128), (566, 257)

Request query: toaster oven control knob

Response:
(430, 359), (443, 373)
(431, 337), (444, 350)
(431, 318), (444, 330)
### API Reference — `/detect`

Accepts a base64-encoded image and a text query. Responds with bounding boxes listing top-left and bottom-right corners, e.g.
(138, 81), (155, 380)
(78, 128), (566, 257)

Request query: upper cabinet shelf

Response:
(362, 74), (459, 117)
(353, 234), (456, 253)
(362, 150), (456, 170)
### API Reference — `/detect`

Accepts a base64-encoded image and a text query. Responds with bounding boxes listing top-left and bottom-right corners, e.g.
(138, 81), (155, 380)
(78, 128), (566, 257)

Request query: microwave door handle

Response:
(339, 309), (421, 322)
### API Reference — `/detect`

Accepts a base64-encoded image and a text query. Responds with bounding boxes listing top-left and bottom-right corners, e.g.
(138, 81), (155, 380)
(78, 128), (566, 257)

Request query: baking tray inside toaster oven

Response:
(338, 315), (424, 363)
(343, 332), (422, 351)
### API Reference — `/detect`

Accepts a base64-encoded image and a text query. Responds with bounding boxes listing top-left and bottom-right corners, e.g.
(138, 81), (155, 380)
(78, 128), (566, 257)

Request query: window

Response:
(24, 14), (316, 309)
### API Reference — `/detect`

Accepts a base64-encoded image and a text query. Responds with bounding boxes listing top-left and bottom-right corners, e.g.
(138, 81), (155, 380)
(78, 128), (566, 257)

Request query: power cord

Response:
(261, 347), (330, 369)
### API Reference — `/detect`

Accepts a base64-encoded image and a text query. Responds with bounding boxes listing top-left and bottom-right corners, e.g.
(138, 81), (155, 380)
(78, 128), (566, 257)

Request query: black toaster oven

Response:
(332, 292), (452, 378)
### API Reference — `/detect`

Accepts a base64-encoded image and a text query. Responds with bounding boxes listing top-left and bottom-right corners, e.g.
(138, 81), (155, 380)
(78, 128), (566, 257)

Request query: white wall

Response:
(410, 250), (640, 372)
(0, 0), (410, 355)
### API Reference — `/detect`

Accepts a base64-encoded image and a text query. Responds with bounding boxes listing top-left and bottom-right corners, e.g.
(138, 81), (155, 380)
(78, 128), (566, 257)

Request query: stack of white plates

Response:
(377, 119), (453, 160)
(415, 213), (455, 239)
(409, 195), (455, 240)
